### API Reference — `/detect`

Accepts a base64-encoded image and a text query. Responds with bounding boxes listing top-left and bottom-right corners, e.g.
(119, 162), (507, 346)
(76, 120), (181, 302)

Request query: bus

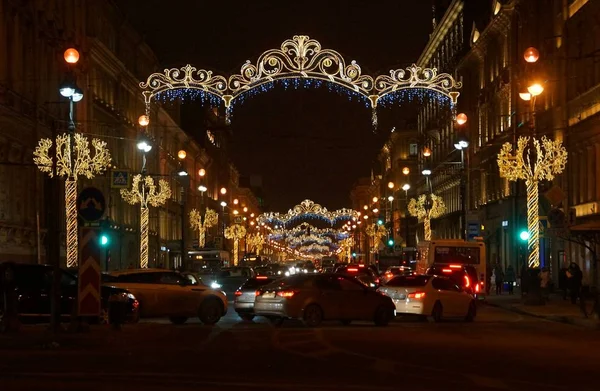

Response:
(416, 240), (486, 297)
(188, 249), (231, 272)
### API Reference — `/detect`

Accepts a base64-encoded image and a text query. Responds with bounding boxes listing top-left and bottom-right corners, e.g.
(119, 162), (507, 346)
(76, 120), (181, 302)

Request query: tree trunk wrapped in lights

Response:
(189, 208), (218, 248)
(498, 136), (567, 268)
(120, 175), (171, 268)
(33, 134), (111, 268)
(408, 194), (446, 241)
(225, 224), (246, 266)
(339, 237), (354, 261)
(247, 232), (265, 255)
(366, 224), (387, 254)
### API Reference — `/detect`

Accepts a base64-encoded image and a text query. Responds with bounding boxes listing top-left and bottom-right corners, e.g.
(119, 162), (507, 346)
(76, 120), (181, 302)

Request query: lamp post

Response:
(402, 183), (411, 247)
(189, 208), (218, 249)
(408, 194), (446, 241)
(177, 151), (189, 269)
(454, 119), (469, 241)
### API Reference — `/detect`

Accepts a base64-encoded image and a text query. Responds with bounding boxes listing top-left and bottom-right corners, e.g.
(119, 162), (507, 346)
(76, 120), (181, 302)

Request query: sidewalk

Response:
(485, 288), (600, 329)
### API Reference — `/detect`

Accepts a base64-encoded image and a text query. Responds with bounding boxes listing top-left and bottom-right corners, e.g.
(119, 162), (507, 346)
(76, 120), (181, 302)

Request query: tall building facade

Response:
(0, 0), (259, 269)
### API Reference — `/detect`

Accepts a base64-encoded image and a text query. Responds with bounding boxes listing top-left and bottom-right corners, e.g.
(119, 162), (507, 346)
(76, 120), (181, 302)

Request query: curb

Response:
(485, 301), (600, 329)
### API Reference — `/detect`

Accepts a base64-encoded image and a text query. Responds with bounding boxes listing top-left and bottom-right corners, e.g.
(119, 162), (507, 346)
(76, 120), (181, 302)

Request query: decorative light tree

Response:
(189, 208), (218, 248)
(247, 232), (265, 255)
(120, 174), (171, 268)
(225, 224), (247, 266)
(497, 136), (567, 268)
(408, 194), (446, 241)
(366, 224), (387, 255)
(33, 133), (111, 268)
(339, 237), (354, 261)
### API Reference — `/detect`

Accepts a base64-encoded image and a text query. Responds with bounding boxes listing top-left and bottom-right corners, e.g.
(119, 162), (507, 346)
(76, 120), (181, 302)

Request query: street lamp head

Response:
(387, 195), (394, 202)
(64, 48), (80, 64)
(220, 187), (227, 195)
(177, 150), (187, 160)
(387, 181), (395, 190)
(59, 81), (76, 98)
(422, 168), (432, 176)
(71, 88), (84, 102)
(372, 208), (379, 213)
(423, 147), (432, 157)
(138, 114), (150, 127)
(454, 134), (469, 150)
(198, 168), (206, 177)
(372, 197), (378, 203)
(363, 205), (368, 210)
(528, 83), (544, 97)
(198, 184), (207, 192)
(136, 134), (152, 153)
(233, 210), (239, 215)
(456, 113), (468, 125)
(233, 199), (239, 205)
(402, 167), (410, 175)
(243, 207), (248, 213)
(519, 92), (532, 101)
(402, 183), (411, 191)
(220, 201), (227, 207)
(177, 169), (188, 176)
(523, 47), (540, 63)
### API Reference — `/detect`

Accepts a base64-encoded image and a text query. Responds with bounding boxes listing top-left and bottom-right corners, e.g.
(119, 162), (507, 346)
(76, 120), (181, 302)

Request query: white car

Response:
(106, 269), (228, 325)
(377, 274), (476, 322)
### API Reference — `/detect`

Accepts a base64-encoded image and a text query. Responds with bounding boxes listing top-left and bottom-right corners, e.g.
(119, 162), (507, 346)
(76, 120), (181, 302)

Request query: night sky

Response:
(117, 1), (432, 212)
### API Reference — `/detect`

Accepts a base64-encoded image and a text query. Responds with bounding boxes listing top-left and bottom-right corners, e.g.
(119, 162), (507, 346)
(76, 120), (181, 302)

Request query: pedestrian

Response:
(490, 268), (496, 295)
(539, 267), (551, 300)
(494, 263), (504, 295)
(567, 262), (583, 304)
(505, 265), (516, 295)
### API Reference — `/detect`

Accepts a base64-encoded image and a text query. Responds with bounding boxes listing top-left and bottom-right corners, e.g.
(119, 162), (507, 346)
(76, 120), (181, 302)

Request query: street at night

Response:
(1, 305), (599, 391)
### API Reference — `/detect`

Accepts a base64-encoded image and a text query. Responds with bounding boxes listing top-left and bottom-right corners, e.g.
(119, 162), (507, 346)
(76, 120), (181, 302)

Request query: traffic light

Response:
(377, 219), (384, 226)
(100, 234), (109, 246)
(352, 252), (357, 258)
(99, 219), (110, 247)
(387, 238), (394, 247)
(519, 229), (530, 241)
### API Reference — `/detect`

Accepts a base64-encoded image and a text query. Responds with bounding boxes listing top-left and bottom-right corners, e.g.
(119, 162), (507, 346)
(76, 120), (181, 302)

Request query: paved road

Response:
(1, 304), (598, 391)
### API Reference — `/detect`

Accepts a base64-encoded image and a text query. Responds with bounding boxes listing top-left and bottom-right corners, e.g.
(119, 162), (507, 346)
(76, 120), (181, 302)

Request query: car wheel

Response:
(239, 313), (255, 322)
(303, 304), (323, 327)
(431, 301), (443, 323)
(198, 299), (223, 325)
(169, 316), (188, 325)
(340, 319), (352, 326)
(374, 306), (393, 327)
(464, 301), (477, 322)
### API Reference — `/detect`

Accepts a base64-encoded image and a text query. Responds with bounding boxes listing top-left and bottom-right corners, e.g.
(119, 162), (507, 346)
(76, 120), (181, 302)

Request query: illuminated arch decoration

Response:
(139, 35), (462, 129)
(257, 199), (359, 227)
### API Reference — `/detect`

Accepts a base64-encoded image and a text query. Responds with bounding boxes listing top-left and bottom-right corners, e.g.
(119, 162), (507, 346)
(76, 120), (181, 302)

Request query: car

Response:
(425, 264), (483, 298)
(254, 273), (396, 327)
(234, 276), (276, 321)
(377, 274), (477, 322)
(381, 266), (412, 283)
(0, 263), (139, 325)
(105, 269), (227, 325)
(334, 264), (380, 288)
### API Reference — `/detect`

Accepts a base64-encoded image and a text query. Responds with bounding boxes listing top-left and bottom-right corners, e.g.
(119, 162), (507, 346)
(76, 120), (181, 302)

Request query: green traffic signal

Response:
(387, 239), (394, 246)
(352, 252), (357, 257)
(519, 230), (530, 241)
(377, 219), (384, 226)
(100, 234), (109, 246)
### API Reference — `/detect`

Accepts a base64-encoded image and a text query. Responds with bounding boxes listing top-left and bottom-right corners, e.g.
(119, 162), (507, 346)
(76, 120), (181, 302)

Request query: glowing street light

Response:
(523, 47), (540, 63)
(138, 114), (150, 127)
(456, 113), (468, 125)
(63, 48), (80, 64)
(527, 83), (544, 97)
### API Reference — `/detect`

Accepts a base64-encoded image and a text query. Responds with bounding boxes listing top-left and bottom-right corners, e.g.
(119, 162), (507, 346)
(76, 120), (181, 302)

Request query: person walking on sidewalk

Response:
(505, 265), (516, 295)
(539, 267), (551, 301)
(494, 263), (504, 295)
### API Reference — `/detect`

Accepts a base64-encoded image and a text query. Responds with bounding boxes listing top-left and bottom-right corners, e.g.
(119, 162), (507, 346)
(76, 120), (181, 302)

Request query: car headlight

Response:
(210, 282), (222, 289)
(126, 293), (136, 300)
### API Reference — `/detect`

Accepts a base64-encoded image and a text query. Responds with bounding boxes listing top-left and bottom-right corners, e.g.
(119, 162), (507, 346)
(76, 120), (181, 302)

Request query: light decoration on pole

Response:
(189, 207), (218, 248)
(139, 35), (461, 131)
(120, 175), (171, 268)
(497, 136), (567, 268)
(247, 232), (266, 255)
(33, 134), (111, 268)
(366, 223), (387, 253)
(225, 224), (247, 266)
(408, 194), (446, 241)
(339, 237), (354, 261)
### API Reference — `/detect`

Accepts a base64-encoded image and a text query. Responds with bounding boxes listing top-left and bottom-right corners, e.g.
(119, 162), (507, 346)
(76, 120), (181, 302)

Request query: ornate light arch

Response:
(139, 35), (462, 127)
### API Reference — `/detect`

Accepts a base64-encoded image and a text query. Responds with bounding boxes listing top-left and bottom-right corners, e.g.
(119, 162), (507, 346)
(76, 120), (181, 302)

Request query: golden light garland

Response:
(408, 194), (446, 241)
(33, 133), (111, 268)
(497, 136), (567, 268)
(225, 224), (247, 266)
(258, 199), (359, 226)
(366, 224), (388, 253)
(139, 35), (461, 127)
(339, 237), (354, 261)
(247, 232), (265, 255)
(189, 208), (218, 248)
(121, 175), (171, 268)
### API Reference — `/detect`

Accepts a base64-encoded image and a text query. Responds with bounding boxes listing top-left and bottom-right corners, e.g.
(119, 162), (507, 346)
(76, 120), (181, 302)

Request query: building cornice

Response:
(418, 0), (464, 67)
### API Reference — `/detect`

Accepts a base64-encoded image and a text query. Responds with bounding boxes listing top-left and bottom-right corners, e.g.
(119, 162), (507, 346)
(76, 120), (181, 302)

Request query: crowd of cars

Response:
(0, 259), (481, 328)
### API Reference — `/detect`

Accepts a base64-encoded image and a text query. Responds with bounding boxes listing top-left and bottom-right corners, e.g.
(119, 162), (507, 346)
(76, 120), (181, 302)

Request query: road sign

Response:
(111, 170), (130, 189)
(234, 217), (243, 224)
(78, 228), (101, 317)
(77, 187), (106, 222)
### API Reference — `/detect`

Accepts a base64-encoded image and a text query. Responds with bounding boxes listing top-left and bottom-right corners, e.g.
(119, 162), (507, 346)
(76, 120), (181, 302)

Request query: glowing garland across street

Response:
(497, 136), (567, 268)
(189, 208), (218, 248)
(33, 133), (111, 268)
(408, 194), (446, 241)
(258, 199), (359, 226)
(121, 175), (171, 268)
(139, 35), (461, 127)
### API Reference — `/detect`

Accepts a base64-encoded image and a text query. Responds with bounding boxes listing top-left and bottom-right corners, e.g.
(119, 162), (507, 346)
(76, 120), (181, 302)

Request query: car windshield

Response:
(386, 275), (431, 287)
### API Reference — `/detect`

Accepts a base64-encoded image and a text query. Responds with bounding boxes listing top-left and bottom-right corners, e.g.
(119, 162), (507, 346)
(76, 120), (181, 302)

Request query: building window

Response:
(409, 143), (418, 156)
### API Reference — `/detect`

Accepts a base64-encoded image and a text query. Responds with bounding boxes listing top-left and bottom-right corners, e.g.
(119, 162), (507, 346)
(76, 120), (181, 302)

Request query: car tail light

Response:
(132, 299), (140, 309)
(407, 292), (426, 299)
(464, 275), (471, 288)
(475, 283), (480, 293)
(374, 278), (380, 284)
(442, 268), (452, 273)
(449, 264), (462, 269)
(276, 290), (296, 298)
(348, 268), (358, 272)
(235, 290), (243, 297)
(256, 276), (268, 280)
(255, 290), (261, 296)
(358, 264), (365, 268)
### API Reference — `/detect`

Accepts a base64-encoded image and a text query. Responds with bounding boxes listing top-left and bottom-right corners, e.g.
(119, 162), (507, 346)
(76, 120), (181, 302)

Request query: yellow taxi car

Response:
(105, 269), (227, 325)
